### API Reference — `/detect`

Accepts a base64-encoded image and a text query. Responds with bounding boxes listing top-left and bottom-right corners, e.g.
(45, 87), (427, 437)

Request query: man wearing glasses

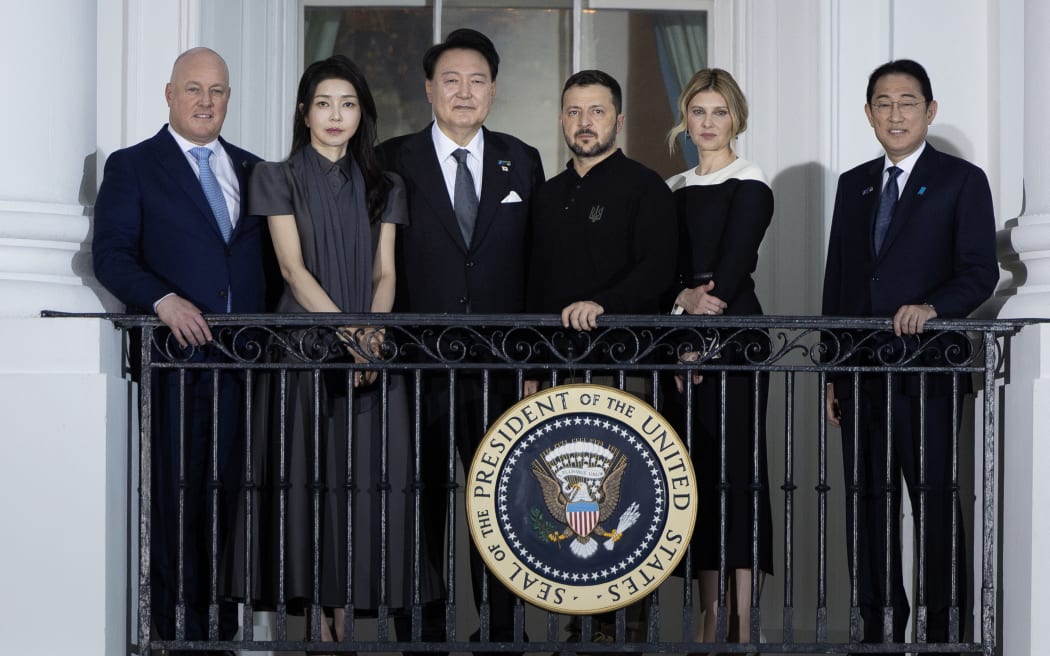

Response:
(822, 59), (998, 652)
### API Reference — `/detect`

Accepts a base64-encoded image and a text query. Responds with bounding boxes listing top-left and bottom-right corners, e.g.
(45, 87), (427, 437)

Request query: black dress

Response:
(226, 146), (441, 612)
(665, 159), (775, 575)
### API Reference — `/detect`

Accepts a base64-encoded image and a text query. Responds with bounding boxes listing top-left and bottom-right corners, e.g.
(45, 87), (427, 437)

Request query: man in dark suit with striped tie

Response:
(93, 47), (273, 654)
(822, 59), (998, 652)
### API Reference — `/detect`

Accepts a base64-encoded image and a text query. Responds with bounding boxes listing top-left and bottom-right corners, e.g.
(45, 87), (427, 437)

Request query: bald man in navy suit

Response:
(94, 47), (273, 653)
(822, 59), (998, 651)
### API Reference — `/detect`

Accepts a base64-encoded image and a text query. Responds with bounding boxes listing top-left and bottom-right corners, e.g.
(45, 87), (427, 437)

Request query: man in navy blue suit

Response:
(93, 47), (271, 652)
(822, 60), (998, 651)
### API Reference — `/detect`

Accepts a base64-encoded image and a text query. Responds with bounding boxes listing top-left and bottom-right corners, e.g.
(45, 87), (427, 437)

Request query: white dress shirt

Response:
(431, 122), (484, 205)
(881, 140), (926, 199)
(168, 125), (242, 227)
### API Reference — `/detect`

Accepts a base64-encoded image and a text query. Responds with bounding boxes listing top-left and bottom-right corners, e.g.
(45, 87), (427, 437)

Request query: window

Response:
(303, 0), (709, 178)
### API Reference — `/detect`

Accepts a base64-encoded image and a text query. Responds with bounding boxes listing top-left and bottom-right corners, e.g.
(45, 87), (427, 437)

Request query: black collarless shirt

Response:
(527, 149), (677, 314)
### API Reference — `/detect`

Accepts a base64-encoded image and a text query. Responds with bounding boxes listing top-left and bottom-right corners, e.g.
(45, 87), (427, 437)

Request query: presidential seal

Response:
(466, 384), (697, 614)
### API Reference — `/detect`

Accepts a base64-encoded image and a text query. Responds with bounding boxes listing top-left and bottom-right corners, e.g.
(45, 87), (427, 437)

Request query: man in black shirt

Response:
(527, 69), (677, 331)
(524, 69), (678, 645)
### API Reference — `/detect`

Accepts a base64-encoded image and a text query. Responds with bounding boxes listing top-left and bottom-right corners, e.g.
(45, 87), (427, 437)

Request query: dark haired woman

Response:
(228, 55), (438, 647)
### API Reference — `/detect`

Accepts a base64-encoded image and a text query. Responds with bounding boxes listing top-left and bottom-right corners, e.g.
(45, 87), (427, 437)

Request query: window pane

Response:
(441, 5), (573, 176)
(304, 7), (435, 143)
(582, 9), (706, 178)
(302, 4), (708, 179)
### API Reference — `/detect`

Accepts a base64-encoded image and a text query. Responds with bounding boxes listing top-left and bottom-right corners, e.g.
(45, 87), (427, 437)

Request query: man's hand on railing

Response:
(893, 303), (937, 336)
(561, 300), (605, 331)
(156, 294), (212, 347)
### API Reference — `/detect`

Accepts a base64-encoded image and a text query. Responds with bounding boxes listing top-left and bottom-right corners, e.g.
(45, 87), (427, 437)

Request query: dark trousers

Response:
(150, 367), (241, 642)
(837, 376), (967, 644)
(413, 372), (520, 641)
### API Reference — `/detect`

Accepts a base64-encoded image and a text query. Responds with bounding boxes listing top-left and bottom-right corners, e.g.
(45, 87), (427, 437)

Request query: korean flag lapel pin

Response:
(498, 159), (511, 173)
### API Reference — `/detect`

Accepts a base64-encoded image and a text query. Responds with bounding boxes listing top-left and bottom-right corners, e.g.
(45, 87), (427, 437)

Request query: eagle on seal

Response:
(531, 453), (628, 559)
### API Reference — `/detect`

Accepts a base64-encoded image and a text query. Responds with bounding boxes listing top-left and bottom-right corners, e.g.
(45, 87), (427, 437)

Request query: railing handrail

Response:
(45, 309), (1037, 655)
(40, 310), (1039, 333)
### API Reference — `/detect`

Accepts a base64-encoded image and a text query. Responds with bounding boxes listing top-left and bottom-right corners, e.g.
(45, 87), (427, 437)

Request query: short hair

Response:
(666, 68), (749, 154)
(866, 59), (933, 105)
(423, 28), (500, 81)
(561, 69), (622, 115)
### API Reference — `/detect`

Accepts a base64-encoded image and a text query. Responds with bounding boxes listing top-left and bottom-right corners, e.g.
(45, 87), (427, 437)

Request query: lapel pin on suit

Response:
(918, 185), (927, 195)
(862, 185), (874, 196)
(498, 159), (511, 172)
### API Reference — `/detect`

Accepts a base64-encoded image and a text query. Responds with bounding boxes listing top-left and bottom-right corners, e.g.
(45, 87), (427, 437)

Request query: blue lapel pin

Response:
(918, 185), (927, 196)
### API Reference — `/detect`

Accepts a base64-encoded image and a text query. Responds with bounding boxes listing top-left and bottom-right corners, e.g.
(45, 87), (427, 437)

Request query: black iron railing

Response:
(92, 313), (1024, 655)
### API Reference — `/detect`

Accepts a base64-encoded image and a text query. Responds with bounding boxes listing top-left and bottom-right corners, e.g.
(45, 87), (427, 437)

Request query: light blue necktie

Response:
(190, 146), (233, 243)
(873, 165), (902, 254)
(191, 146), (233, 311)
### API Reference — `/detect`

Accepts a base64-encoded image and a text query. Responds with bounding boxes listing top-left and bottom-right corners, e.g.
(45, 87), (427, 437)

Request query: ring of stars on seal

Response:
(498, 415), (665, 584)
(467, 384), (696, 614)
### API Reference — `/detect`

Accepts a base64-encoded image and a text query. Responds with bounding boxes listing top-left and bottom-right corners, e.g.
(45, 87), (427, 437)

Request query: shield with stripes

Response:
(566, 500), (600, 536)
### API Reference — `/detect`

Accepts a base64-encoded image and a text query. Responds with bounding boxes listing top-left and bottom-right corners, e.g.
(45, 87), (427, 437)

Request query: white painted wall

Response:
(0, 318), (128, 656)
(1003, 323), (1050, 656)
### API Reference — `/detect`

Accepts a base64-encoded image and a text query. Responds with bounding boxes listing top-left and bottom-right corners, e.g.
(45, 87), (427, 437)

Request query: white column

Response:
(1000, 2), (1050, 655)
(0, 2), (135, 655)
(995, 1), (1050, 650)
(1002, 323), (1050, 656)
(998, 0), (1050, 320)
(0, 318), (128, 656)
(0, 1), (125, 653)
(0, 0), (112, 316)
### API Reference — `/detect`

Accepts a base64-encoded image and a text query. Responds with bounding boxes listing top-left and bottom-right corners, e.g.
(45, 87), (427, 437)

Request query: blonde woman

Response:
(665, 68), (774, 646)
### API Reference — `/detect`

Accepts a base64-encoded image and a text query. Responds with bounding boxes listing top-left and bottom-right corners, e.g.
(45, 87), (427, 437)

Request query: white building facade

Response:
(1, 1), (1048, 654)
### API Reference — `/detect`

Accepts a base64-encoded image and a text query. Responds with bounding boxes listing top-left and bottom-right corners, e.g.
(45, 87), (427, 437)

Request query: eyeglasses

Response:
(870, 100), (926, 116)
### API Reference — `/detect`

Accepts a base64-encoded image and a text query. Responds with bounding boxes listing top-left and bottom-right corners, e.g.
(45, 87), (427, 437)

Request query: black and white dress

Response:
(666, 158), (775, 575)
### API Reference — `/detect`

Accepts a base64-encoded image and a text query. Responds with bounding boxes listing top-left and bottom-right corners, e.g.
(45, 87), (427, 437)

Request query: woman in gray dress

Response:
(234, 55), (439, 648)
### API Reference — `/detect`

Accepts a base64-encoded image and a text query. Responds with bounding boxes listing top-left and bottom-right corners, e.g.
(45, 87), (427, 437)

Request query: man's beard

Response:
(566, 129), (615, 158)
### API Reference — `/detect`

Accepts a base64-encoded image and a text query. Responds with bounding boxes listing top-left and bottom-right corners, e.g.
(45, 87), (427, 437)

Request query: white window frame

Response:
(299, 0), (716, 73)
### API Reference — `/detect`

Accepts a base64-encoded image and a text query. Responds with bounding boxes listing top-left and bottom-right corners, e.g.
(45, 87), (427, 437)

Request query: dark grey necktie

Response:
(873, 165), (902, 254)
(452, 148), (479, 245)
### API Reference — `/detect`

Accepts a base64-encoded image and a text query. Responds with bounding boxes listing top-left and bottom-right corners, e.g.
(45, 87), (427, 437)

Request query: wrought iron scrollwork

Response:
(132, 315), (1010, 375)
